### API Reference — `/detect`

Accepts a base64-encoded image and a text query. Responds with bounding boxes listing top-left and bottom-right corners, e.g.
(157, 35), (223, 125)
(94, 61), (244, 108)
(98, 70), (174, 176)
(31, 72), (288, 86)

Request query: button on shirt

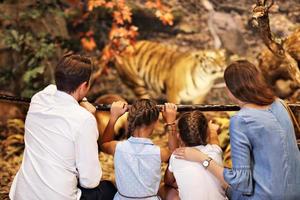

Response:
(113, 137), (161, 200)
(169, 144), (227, 200)
(224, 99), (300, 200)
(9, 85), (102, 200)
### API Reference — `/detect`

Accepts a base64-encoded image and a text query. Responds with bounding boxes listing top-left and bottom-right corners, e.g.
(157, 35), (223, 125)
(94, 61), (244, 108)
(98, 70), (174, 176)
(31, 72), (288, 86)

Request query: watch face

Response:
(203, 160), (209, 167)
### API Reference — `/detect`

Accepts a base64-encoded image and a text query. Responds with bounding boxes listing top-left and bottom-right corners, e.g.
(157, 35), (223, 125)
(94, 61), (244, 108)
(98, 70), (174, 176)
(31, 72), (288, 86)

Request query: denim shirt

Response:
(223, 100), (300, 200)
(113, 137), (161, 200)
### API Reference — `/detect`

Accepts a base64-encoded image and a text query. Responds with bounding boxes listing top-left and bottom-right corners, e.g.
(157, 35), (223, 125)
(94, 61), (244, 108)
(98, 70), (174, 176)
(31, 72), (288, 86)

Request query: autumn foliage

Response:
(86, 0), (174, 67)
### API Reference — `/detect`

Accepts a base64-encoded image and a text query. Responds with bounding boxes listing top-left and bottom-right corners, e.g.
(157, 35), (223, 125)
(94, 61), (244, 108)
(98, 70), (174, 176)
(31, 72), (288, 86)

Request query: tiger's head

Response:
(174, 48), (227, 103)
(191, 49), (227, 79)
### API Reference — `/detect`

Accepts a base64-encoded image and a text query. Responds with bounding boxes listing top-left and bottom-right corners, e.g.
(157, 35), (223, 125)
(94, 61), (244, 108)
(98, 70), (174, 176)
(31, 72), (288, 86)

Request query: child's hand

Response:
(162, 103), (177, 123)
(208, 120), (220, 145)
(208, 120), (220, 134)
(110, 101), (128, 120)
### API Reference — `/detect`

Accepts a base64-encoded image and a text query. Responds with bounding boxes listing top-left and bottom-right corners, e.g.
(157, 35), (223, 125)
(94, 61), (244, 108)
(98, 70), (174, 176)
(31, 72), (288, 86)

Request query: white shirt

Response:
(168, 144), (226, 200)
(9, 85), (102, 200)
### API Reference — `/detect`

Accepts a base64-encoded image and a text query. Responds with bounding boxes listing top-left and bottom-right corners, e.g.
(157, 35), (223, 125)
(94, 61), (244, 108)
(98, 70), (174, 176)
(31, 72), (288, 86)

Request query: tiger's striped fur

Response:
(115, 41), (226, 103)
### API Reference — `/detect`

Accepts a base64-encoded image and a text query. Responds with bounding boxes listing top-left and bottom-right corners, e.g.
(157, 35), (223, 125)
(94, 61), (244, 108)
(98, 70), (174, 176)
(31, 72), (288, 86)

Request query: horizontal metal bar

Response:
(1, 94), (299, 112)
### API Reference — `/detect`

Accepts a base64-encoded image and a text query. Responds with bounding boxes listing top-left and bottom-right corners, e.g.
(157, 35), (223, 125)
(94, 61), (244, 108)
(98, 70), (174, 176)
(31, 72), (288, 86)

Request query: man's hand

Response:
(162, 103), (177, 123)
(110, 101), (128, 121)
(80, 99), (96, 115)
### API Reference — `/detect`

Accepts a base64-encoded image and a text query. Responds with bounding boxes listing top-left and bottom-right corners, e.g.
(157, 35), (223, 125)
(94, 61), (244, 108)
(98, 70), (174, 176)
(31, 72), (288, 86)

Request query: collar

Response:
(128, 136), (154, 145)
(56, 89), (79, 105)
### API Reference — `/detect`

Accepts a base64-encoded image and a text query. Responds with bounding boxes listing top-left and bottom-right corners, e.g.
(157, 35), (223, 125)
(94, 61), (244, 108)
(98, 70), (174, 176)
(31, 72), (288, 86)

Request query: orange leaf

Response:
(161, 12), (174, 26)
(81, 37), (97, 51)
(88, 0), (106, 11)
(121, 6), (132, 22)
(105, 2), (115, 8)
(128, 26), (138, 38)
(113, 11), (124, 24)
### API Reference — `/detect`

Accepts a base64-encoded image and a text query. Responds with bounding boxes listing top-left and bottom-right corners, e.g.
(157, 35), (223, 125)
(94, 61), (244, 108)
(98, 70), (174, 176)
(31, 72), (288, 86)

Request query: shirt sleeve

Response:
(223, 115), (253, 196)
(75, 115), (102, 188)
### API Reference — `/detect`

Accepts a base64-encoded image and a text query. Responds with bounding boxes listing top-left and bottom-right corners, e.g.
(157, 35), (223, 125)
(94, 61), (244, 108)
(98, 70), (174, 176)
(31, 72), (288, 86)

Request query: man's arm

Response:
(75, 116), (101, 188)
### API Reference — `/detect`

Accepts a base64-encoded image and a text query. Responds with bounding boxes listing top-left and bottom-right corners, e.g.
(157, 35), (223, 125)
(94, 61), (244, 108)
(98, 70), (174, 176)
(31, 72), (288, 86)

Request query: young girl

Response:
(164, 111), (227, 200)
(101, 99), (177, 200)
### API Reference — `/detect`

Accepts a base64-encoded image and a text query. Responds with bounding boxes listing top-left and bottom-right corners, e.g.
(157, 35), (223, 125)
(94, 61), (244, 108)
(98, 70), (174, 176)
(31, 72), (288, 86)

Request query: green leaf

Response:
(22, 66), (45, 83)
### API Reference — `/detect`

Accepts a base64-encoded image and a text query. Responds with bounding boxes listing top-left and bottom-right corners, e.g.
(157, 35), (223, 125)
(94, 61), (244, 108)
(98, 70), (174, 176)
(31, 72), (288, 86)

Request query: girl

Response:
(101, 99), (177, 200)
(174, 60), (300, 199)
(164, 111), (227, 200)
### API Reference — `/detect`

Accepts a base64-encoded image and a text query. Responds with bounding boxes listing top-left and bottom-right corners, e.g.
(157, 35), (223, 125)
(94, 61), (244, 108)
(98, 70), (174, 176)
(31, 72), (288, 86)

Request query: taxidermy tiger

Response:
(115, 40), (226, 103)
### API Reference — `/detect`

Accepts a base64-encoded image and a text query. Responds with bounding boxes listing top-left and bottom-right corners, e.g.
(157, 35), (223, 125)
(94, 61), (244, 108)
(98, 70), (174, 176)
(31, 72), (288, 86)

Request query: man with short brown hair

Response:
(10, 54), (116, 200)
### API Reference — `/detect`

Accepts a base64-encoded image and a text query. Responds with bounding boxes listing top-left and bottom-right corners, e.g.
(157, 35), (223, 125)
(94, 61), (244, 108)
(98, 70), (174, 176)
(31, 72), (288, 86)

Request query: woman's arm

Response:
(174, 147), (228, 188)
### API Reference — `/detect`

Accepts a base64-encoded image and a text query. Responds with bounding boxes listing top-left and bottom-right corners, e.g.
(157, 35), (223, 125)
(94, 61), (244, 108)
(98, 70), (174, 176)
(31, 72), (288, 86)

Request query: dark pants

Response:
(79, 180), (117, 200)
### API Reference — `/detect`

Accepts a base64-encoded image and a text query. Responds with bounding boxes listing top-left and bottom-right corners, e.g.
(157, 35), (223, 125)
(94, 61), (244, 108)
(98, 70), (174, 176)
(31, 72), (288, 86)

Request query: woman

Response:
(174, 60), (300, 199)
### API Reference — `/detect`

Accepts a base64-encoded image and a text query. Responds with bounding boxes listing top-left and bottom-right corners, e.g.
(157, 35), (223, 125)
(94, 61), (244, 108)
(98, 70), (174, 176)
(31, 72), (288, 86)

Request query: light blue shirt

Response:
(224, 99), (300, 200)
(113, 137), (161, 200)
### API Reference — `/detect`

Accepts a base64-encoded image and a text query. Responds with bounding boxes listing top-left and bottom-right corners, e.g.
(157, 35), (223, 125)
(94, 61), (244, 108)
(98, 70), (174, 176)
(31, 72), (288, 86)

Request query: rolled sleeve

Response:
(75, 115), (102, 188)
(224, 115), (253, 195)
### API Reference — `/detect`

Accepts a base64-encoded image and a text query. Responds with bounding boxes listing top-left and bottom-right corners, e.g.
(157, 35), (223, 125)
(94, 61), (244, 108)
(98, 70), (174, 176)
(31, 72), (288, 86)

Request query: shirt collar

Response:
(128, 136), (154, 145)
(55, 89), (79, 105)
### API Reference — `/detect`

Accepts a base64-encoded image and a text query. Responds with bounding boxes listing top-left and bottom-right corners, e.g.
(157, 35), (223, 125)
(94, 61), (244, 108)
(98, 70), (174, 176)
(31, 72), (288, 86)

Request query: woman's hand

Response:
(173, 147), (208, 162)
(162, 103), (177, 123)
(110, 101), (128, 121)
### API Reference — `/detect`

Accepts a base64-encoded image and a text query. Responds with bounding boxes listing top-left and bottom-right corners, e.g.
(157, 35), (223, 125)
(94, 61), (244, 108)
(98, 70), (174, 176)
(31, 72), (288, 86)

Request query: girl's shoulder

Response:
(196, 144), (222, 155)
(196, 144), (223, 165)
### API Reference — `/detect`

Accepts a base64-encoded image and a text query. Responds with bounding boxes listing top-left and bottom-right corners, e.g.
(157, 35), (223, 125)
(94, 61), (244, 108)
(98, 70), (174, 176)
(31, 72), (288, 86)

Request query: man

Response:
(9, 54), (116, 200)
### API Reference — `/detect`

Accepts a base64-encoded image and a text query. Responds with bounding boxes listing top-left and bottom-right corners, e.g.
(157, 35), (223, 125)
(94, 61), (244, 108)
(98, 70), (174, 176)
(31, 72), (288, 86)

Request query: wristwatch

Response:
(202, 157), (213, 169)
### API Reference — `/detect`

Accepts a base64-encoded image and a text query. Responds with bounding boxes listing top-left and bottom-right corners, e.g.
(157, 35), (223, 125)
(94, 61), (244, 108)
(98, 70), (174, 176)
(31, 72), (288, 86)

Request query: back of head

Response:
(55, 53), (92, 93)
(127, 99), (160, 136)
(178, 111), (208, 147)
(224, 60), (275, 106)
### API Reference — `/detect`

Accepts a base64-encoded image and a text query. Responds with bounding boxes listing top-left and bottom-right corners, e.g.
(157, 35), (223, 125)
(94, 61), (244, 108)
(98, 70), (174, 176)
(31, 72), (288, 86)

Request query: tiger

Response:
(94, 94), (128, 141)
(115, 40), (227, 104)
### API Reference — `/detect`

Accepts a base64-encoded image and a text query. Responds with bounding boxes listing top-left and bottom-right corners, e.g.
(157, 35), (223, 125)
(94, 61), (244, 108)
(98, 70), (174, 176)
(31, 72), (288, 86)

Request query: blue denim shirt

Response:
(223, 100), (300, 200)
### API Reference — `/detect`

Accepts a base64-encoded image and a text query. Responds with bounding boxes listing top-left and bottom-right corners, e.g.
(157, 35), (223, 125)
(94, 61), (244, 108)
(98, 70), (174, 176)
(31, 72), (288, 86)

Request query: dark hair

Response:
(127, 99), (160, 136)
(55, 53), (92, 93)
(224, 60), (275, 106)
(178, 111), (208, 146)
